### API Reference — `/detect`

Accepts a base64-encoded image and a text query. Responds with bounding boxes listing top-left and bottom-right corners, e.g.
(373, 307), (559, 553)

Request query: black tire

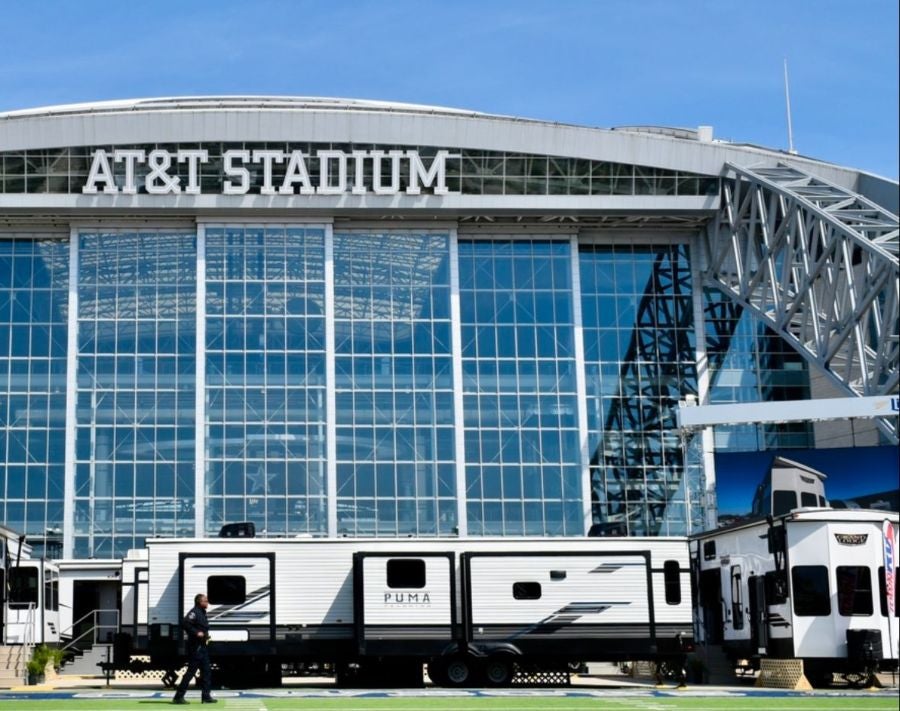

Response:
(444, 656), (475, 687)
(483, 656), (514, 686)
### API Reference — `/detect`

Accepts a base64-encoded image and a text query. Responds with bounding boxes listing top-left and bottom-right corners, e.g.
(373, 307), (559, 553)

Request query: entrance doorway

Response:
(699, 569), (724, 644)
(70, 580), (120, 651)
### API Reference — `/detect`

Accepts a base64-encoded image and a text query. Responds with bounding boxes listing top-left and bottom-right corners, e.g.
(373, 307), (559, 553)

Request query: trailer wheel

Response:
(484, 656), (513, 686)
(444, 656), (475, 687)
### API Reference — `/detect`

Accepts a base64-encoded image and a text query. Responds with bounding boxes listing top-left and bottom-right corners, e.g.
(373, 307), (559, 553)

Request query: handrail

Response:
(22, 602), (36, 684)
(58, 607), (119, 641)
(61, 609), (119, 656)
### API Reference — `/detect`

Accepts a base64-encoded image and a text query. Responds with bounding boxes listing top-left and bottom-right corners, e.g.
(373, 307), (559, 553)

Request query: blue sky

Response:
(1, 1), (898, 178)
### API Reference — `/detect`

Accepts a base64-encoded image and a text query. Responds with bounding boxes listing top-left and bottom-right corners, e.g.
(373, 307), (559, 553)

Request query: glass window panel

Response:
(460, 239), (580, 536)
(579, 244), (696, 536)
(333, 231), (456, 536)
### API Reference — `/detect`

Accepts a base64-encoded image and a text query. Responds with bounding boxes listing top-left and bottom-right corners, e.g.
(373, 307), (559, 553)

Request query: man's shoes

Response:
(201, 698), (218, 704)
(172, 698), (188, 705)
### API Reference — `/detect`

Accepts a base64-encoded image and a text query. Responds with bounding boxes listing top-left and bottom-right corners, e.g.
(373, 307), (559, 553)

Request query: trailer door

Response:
(748, 575), (768, 654)
(180, 554), (274, 642)
(353, 552), (455, 656)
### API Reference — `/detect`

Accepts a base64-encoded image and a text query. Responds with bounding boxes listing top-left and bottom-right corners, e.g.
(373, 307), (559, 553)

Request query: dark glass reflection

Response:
(580, 244), (697, 536)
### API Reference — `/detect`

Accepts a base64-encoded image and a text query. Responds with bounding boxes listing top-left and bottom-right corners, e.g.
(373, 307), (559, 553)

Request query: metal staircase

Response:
(702, 163), (900, 441)
(58, 608), (118, 678)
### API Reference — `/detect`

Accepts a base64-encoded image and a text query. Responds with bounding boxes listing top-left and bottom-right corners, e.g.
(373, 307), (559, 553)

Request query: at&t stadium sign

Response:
(82, 148), (455, 196)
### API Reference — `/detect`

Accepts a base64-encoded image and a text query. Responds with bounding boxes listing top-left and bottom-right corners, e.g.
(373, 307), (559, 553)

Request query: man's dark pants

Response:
(174, 645), (212, 700)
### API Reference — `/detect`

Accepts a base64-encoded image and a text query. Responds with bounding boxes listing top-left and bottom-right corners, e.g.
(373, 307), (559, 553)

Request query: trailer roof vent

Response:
(218, 522), (256, 538)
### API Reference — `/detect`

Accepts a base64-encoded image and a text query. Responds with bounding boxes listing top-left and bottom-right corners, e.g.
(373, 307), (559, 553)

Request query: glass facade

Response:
(333, 232), (456, 535)
(579, 244), (699, 536)
(75, 232), (197, 558)
(204, 226), (328, 536)
(459, 239), (582, 535)
(0, 237), (68, 558)
(1, 226), (802, 556)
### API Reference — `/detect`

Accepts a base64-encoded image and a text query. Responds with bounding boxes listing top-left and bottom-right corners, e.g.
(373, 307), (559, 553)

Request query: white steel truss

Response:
(703, 162), (899, 442)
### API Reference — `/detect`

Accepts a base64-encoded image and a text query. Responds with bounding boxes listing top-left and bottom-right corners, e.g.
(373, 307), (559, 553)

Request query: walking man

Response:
(172, 593), (217, 704)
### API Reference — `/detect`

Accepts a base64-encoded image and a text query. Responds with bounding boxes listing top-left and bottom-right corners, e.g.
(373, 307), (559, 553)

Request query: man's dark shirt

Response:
(182, 605), (209, 651)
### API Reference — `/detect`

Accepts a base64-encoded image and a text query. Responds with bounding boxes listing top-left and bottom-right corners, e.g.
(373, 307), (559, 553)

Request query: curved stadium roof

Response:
(1, 95), (896, 199)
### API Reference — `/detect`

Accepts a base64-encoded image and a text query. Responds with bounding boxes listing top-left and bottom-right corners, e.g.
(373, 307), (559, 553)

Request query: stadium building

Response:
(0, 97), (896, 559)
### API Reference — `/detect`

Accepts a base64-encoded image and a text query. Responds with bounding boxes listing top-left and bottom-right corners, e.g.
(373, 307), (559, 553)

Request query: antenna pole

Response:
(784, 58), (797, 155)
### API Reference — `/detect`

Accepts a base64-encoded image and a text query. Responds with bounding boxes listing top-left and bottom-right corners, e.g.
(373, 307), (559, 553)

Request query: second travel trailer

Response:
(109, 535), (693, 687)
(692, 509), (899, 686)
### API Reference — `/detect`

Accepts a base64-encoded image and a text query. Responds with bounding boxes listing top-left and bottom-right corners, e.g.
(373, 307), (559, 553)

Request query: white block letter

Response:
(351, 151), (368, 195)
(113, 149), (146, 195)
(316, 150), (348, 195)
(223, 150), (251, 195)
(279, 151), (314, 195)
(252, 150), (285, 195)
(145, 150), (181, 194)
(83, 150), (118, 194)
(406, 150), (449, 195)
(371, 150), (404, 195)
(177, 149), (209, 195)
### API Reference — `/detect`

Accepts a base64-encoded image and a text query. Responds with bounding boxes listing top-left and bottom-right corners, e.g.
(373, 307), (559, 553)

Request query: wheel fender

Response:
(469, 642), (522, 658)
(437, 642), (463, 658)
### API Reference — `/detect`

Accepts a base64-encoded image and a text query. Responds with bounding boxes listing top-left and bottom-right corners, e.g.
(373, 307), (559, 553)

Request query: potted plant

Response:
(27, 645), (65, 685)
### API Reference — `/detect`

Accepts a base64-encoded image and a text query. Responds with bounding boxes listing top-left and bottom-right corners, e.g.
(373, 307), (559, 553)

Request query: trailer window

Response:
(8, 567), (39, 608)
(730, 566), (743, 630)
(207, 575), (247, 605)
(837, 566), (873, 616)
(513, 582), (542, 600)
(772, 490), (797, 516)
(664, 561), (681, 605)
(386, 559), (426, 589)
(792, 565), (830, 616)
(703, 541), (716, 560)
(800, 492), (818, 508)
(44, 573), (59, 611)
(878, 567), (899, 617)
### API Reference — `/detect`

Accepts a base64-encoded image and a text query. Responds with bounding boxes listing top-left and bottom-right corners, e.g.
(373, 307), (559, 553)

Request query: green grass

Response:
(0, 696), (897, 711)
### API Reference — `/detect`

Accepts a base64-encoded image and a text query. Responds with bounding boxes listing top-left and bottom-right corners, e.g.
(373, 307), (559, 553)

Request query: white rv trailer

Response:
(692, 509), (899, 686)
(0, 525), (61, 646)
(111, 535), (692, 687)
(749, 457), (828, 518)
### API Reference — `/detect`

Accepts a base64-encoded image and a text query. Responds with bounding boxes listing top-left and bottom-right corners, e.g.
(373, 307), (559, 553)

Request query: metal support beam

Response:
(703, 162), (899, 442)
